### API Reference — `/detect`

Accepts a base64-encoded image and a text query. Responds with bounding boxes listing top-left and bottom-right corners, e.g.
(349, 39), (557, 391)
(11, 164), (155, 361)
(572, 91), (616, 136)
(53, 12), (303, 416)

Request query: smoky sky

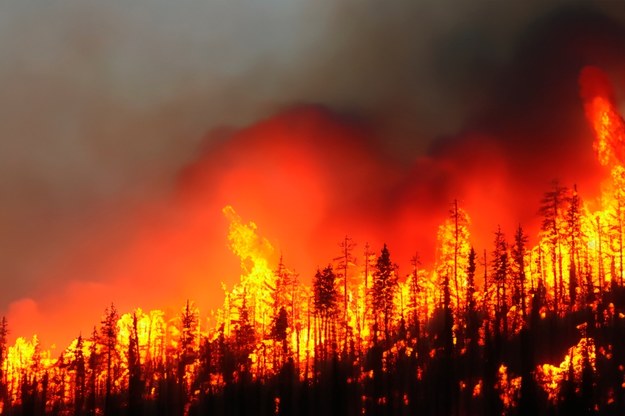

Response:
(1, 0), (625, 342)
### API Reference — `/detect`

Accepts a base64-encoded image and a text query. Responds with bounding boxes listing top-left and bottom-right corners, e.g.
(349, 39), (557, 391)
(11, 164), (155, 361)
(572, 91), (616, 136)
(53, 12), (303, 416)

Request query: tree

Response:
(234, 298), (256, 377)
(72, 335), (86, 416)
(271, 306), (289, 360)
(372, 244), (397, 342)
(100, 303), (119, 416)
(409, 253), (422, 337)
(87, 327), (99, 416)
(179, 300), (199, 359)
(361, 243), (376, 340)
(492, 226), (509, 337)
(127, 314), (143, 416)
(0, 317), (8, 407)
(611, 166), (625, 286)
(335, 236), (356, 355)
(465, 247), (479, 347)
(566, 185), (582, 309)
(511, 225), (529, 324)
(313, 265), (338, 357)
(273, 255), (293, 314)
(539, 181), (568, 314)
(436, 201), (471, 318)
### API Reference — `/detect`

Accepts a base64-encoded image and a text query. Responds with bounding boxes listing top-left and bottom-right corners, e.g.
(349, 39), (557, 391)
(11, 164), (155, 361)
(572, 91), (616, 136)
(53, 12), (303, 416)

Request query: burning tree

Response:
(371, 244), (397, 343)
(435, 201), (471, 324)
(313, 265), (338, 360)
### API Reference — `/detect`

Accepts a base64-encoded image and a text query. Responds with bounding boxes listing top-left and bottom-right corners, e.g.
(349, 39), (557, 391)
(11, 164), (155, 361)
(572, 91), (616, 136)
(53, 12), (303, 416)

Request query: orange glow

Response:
(2, 67), (625, 414)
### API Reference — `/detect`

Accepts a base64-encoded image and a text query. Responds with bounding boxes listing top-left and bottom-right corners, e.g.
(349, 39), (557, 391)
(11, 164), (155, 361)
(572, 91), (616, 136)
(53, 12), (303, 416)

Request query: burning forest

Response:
(3, 2), (625, 416)
(1, 63), (625, 414)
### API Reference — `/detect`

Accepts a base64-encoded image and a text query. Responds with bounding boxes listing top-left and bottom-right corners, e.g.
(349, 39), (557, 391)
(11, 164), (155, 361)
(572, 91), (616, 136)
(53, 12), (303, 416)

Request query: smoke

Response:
(1, 1), (625, 346)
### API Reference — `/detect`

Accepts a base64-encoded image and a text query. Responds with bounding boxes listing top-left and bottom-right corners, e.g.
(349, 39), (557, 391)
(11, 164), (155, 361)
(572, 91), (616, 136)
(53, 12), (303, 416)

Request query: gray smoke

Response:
(0, 0), (623, 315)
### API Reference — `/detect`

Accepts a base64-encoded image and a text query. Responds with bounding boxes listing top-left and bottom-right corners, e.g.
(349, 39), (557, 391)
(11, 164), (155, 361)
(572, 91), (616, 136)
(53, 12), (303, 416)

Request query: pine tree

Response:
(539, 181), (568, 314)
(73, 334), (86, 416)
(611, 166), (625, 286)
(409, 253), (422, 337)
(128, 313), (143, 415)
(273, 255), (293, 314)
(436, 201), (471, 319)
(272, 256), (293, 365)
(336, 236), (355, 355)
(512, 225), (529, 324)
(0, 317), (8, 407)
(492, 226), (509, 337)
(465, 247), (479, 346)
(566, 185), (582, 309)
(372, 244), (397, 342)
(313, 265), (338, 357)
(235, 298), (256, 377)
(100, 303), (119, 416)
(180, 300), (199, 360)
(87, 327), (99, 416)
(271, 306), (290, 367)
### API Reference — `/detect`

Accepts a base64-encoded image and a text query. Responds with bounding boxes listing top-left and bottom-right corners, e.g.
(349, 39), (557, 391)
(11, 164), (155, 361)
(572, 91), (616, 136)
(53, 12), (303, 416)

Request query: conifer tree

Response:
(492, 226), (509, 336)
(539, 181), (568, 314)
(100, 303), (119, 416)
(512, 225), (529, 323)
(372, 244), (397, 342)
(313, 265), (338, 357)
(73, 334), (86, 416)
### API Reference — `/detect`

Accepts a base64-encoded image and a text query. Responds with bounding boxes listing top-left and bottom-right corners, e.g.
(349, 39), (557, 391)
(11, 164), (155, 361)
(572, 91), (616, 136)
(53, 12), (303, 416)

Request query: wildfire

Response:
(0, 65), (625, 414)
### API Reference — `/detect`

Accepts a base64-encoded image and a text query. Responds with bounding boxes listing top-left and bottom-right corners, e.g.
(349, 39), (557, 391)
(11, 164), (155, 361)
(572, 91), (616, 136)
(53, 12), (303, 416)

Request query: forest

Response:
(2, 67), (625, 415)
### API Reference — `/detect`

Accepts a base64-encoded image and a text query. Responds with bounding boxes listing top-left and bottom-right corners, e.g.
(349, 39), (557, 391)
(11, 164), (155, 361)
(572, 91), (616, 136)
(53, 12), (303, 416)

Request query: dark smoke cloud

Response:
(1, 0), (625, 344)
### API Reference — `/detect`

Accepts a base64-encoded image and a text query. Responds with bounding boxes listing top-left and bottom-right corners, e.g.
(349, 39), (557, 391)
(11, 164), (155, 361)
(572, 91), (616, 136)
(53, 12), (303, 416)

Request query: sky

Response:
(1, 0), (625, 346)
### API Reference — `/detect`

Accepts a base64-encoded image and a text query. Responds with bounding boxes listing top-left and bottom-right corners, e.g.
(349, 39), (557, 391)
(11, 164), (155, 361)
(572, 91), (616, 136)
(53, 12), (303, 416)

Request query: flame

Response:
(580, 66), (625, 167)
(1, 66), (625, 413)
(536, 337), (596, 403)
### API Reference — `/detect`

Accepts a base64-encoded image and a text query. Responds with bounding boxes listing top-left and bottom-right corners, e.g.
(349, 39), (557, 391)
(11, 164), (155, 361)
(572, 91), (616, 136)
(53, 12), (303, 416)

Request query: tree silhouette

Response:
(271, 306), (289, 358)
(234, 297), (256, 378)
(335, 236), (355, 356)
(492, 226), (509, 337)
(540, 181), (568, 315)
(313, 265), (338, 358)
(0, 317), (8, 410)
(512, 225), (529, 325)
(100, 303), (119, 416)
(127, 313), (143, 416)
(566, 184), (582, 310)
(372, 244), (397, 342)
(409, 253), (422, 337)
(72, 334), (86, 416)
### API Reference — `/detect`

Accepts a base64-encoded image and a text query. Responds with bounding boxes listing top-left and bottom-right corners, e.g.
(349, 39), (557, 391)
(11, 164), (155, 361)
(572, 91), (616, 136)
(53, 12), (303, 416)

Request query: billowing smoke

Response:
(2, 1), (625, 346)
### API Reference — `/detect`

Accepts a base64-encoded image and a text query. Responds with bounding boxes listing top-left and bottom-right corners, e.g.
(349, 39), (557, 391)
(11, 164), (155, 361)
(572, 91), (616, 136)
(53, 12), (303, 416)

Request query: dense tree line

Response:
(4, 179), (625, 415)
